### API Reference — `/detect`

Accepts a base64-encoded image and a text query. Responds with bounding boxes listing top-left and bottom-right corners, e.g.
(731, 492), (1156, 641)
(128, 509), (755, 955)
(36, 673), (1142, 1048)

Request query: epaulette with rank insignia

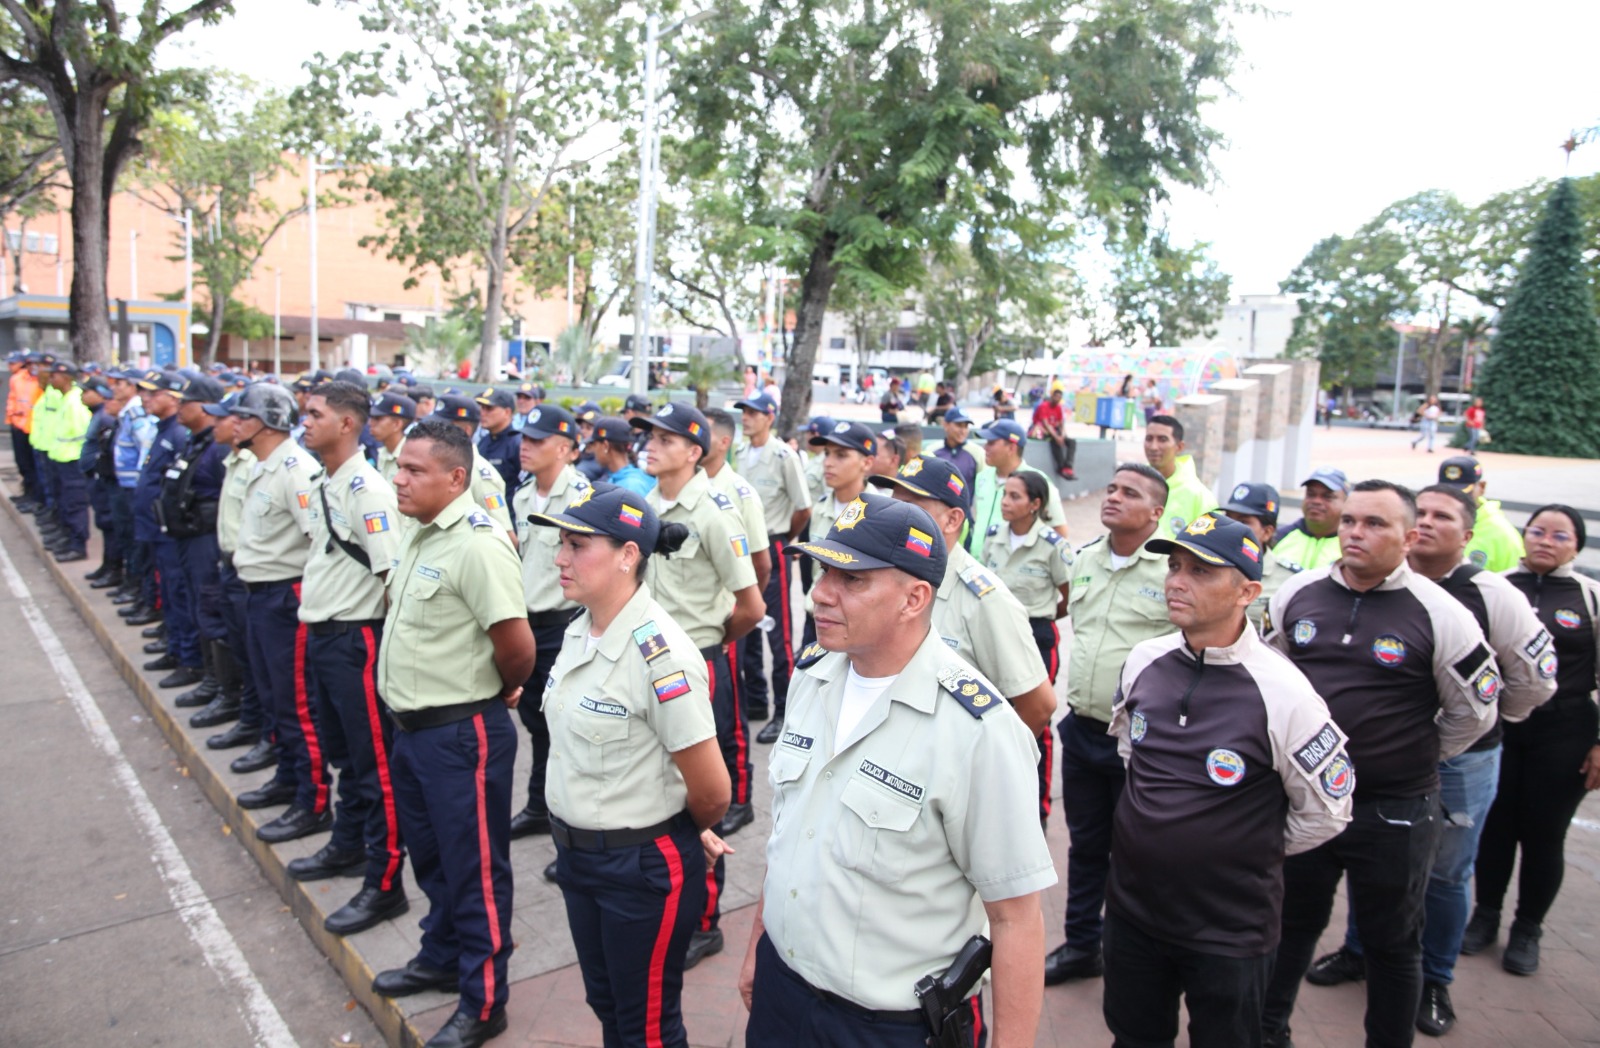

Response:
(937, 666), (1002, 718)
(959, 564), (997, 599)
(709, 491), (735, 511)
(986, 524), (999, 537)
(633, 621), (672, 664)
(795, 642), (828, 668)
(1043, 530), (1061, 545)
(467, 510), (495, 529)
(350, 475), (367, 494)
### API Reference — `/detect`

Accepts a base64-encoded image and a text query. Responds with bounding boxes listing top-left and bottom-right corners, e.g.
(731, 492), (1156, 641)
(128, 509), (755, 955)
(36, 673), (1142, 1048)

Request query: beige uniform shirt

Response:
(299, 455), (403, 624)
(932, 545), (1050, 699)
(378, 491), (525, 713)
(803, 451), (825, 500)
(1066, 535), (1177, 722)
(234, 439), (318, 583)
(736, 436), (810, 537)
(981, 521), (1074, 619)
(377, 437), (403, 485)
(512, 466), (590, 614)
(471, 446), (514, 533)
(217, 447), (256, 555)
(764, 629), (1057, 1010)
(543, 583), (717, 830)
(710, 467), (770, 555)
(647, 470), (759, 650)
(1248, 549), (1295, 631)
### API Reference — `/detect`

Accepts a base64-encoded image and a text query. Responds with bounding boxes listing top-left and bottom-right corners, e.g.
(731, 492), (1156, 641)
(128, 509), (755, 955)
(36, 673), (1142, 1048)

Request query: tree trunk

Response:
(478, 218), (508, 383)
(202, 296), (226, 365)
(777, 230), (839, 438)
(68, 97), (113, 364)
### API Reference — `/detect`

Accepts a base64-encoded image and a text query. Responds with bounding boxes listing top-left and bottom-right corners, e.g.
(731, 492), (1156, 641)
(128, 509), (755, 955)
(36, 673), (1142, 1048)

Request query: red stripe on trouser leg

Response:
(1047, 621), (1060, 684)
(472, 714), (504, 1022)
(290, 582), (328, 813)
(360, 626), (403, 891)
(701, 864), (719, 933)
(1038, 727), (1053, 819)
(726, 642), (750, 804)
(646, 835), (686, 1048)
(971, 996), (983, 1046)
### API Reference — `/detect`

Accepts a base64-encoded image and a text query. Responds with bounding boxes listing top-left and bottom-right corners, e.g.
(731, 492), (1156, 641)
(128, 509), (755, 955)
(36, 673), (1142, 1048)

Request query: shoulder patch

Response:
(959, 564), (998, 599)
(735, 480), (756, 499)
(936, 665), (1002, 718)
(467, 510), (495, 529)
(795, 642), (829, 668)
(709, 491), (735, 511)
(632, 621), (672, 664)
(284, 456), (298, 469)
(478, 465), (495, 480)
(1043, 530), (1062, 545)
(350, 474), (366, 494)
(986, 524), (999, 537)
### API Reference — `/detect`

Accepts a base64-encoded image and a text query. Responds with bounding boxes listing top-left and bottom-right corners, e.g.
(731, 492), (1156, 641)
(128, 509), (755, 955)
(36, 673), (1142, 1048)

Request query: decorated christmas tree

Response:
(1477, 177), (1600, 456)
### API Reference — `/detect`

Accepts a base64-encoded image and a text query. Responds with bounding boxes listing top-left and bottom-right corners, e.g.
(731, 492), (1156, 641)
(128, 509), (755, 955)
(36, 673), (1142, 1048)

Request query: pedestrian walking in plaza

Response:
(1411, 395), (1442, 453)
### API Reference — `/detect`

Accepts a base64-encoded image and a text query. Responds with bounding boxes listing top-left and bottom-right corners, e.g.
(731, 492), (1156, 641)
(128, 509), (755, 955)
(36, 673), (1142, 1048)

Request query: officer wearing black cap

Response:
(430, 394), (516, 545)
(745, 493), (1055, 1045)
(1437, 456), (1524, 571)
(475, 387), (521, 490)
(573, 400), (605, 481)
(588, 416), (654, 495)
(133, 370), (200, 669)
(159, 374), (232, 707)
(507, 403), (588, 842)
(794, 421), (878, 653)
(1103, 515), (1353, 1048)
(371, 392), (417, 484)
(533, 486), (731, 1048)
(78, 374), (124, 584)
(511, 382), (544, 430)
(1218, 481), (1295, 630)
(930, 404), (979, 493)
(633, 401), (764, 968)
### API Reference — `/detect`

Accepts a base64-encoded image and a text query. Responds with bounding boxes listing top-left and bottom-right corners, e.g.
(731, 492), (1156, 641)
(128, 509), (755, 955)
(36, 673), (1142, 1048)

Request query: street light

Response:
(630, 9), (713, 397)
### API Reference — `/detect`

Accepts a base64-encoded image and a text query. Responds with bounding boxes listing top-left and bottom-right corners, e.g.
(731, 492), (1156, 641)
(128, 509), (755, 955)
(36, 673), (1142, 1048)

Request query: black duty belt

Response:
(529, 608), (580, 630)
(769, 943), (923, 1023)
(307, 618), (385, 637)
(550, 811), (696, 852)
(387, 697), (495, 733)
(1073, 712), (1111, 735)
(244, 577), (301, 593)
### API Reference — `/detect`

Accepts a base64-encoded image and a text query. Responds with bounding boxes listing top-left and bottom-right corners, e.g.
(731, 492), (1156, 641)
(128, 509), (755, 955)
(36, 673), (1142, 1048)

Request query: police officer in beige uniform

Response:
(794, 421), (878, 657)
(371, 391), (417, 484)
(632, 402), (765, 968)
(1218, 482), (1296, 631)
(230, 383), (334, 844)
(291, 380), (410, 936)
(1048, 462), (1177, 985)
(507, 404), (588, 842)
(370, 419), (535, 1048)
(704, 408), (773, 600)
(533, 487), (731, 1048)
(743, 494), (1056, 1047)
(733, 392), (811, 726)
(429, 393), (516, 544)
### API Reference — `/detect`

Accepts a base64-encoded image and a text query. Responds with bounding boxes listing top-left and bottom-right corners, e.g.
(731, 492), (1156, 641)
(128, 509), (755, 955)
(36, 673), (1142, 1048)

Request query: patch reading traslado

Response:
(1293, 723), (1341, 773)
(859, 759), (924, 802)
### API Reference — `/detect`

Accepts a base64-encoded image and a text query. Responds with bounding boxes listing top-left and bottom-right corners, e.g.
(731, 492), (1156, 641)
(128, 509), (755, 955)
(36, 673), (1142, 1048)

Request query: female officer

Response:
(981, 469), (1071, 825)
(532, 485), (733, 1048)
(1465, 504), (1600, 976)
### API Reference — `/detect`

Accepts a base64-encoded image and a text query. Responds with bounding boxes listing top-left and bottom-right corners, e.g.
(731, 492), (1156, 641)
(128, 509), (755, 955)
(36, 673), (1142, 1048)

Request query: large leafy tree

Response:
(1468, 174), (1600, 313)
(303, 0), (623, 380)
(917, 237), (1062, 394)
(1281, 231), (1418, 399)
(672, 0), (1243, 437)
(0, 67), (64, 291)
(0, 1), (234, 362)
(133, 78), (311, 364)
(1106, 230), (1230, 346)
(1475, 178), (1600, 457)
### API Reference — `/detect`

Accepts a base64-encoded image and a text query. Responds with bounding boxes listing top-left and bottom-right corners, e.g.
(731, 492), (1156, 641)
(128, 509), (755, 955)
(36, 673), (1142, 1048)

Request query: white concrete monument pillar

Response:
(1174, 393), (1226, 493)
(1206, 377), (1261, 501)
(347, 332), (370, 372)
(1242, 363), (1291, 488)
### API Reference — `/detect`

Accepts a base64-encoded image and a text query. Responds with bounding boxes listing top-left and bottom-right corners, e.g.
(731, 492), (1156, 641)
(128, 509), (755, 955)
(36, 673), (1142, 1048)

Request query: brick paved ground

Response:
(7, 427), (1600, 1048)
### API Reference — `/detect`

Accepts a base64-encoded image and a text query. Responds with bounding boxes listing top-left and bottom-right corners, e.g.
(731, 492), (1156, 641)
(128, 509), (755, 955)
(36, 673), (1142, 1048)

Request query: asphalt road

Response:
(0, 508), (382, 1048)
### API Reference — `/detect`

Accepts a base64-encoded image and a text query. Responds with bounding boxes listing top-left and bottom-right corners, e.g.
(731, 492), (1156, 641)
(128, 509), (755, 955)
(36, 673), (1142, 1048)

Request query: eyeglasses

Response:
(1524, 527), (1575, 545)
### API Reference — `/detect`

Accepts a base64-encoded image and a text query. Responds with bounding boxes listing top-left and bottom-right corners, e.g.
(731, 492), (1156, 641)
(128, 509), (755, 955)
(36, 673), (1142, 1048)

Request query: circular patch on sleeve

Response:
(1205, 748), (1246, 786)
(1130, 711), (1147, 744)
(1321, 754), (1355, 798)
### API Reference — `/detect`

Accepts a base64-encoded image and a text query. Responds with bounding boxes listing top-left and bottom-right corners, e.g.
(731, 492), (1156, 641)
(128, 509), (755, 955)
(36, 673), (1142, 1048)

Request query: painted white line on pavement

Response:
(0, 542), (298, 1048)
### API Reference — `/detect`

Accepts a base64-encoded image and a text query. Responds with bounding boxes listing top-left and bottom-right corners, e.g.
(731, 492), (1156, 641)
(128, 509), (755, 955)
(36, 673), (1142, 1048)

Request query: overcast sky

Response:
(172, 0), (1600, 299)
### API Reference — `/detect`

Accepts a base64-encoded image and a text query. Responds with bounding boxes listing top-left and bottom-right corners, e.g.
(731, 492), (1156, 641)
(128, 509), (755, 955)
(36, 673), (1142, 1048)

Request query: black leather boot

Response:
(174, 641), (221, 708)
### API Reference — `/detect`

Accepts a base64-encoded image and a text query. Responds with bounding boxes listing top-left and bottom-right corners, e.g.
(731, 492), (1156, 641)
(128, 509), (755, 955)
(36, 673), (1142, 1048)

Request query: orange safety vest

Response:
(6, 367), (41, 432)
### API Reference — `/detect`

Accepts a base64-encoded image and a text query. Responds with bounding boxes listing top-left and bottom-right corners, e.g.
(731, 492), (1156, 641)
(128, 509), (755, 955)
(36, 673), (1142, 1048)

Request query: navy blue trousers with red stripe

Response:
(748, 933), (986, 1047)
(244, 580), (328, 814)
(391, 704), (517, 1021)
(556, 818), (706, 1048)
(307, 625), (405, 891)
(219, 560), (268, 736)
(1029, 617), (1060, 824)
(738, 538), (799, 716)
(702, 642), (748, 933)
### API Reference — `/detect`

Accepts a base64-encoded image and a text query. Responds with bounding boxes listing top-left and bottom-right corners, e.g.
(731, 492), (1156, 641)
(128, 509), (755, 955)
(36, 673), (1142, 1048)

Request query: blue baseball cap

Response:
(1301, 467), (1349, 495)
(867, 456), (971, 512)
(373, 392), (418, 420)
(431, 393), (481, 424)
(943, 405), (974, 425)
(529, 484), (663, 555)
(976, 418), (1027, 446)
(629, 402), (711, 455)
(804, 415), (836, 437)
(785, 492), (946, 587)
(476, 387), (516, 411)
(1147, 514), (1263, 582)
(521, 403), (579, 441)
(1219, 481), (1280, 527)
(808, 420), (877, 457)
(734, 393), (778, 416)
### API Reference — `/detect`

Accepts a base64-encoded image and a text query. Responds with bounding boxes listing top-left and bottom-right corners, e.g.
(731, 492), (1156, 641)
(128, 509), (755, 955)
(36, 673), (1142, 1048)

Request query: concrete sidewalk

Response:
(6, 452), (1600, 1047)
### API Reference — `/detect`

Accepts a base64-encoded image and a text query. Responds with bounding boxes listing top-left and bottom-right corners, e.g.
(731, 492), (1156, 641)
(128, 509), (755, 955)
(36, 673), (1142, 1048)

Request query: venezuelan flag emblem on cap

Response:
(686, 420), (702, 437)
(619, 503), (644, 527)
(905, 527), (933, 557)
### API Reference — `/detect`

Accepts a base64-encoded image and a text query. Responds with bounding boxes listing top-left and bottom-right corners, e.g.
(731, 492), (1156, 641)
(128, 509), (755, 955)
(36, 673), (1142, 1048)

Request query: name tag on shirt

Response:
(579, 697), (628, 718)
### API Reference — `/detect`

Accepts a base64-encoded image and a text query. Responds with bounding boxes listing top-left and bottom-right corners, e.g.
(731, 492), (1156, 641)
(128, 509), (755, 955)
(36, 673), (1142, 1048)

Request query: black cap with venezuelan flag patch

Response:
(528, 483), (663, 555)
(866, 455), (971, 512)
(785, 491), (946, 586)
(1146, 514), (1263, 581)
